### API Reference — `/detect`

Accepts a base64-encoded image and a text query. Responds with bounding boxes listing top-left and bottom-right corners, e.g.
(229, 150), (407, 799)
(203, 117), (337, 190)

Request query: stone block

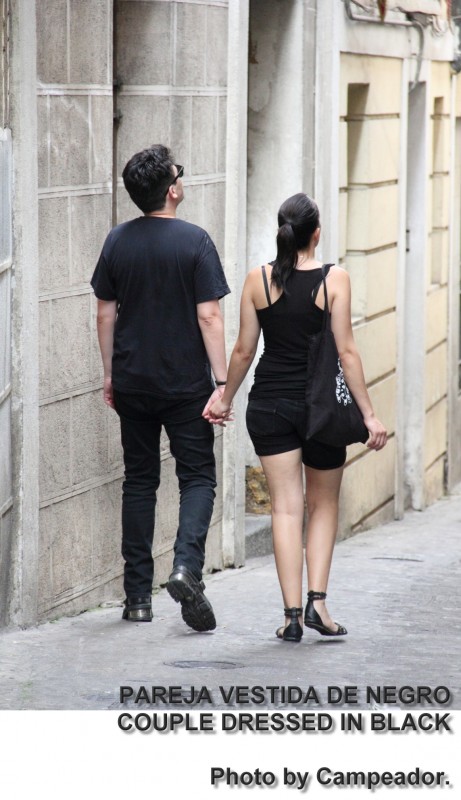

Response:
(191, 96), (219, 175)
(424, 398), (447, 469)
(424, 456), (445, 507)
(91, 480), (123, 574)
(39, 301), (51, 400)
(347, 184), (399, 252)
(425, 342), (447, 411)
(37, 96), (50, 189)
(0, 396), (12, 510)
(0, 270), (11, 394)
(169, 97), (192, 171)
(39, 399), (71, 502)
(0, 508), (13, 627)
(69, 0), (111, 85)
(50, 96), (90, 187)
(347, 373), (396, 462)
(351, 498), (394, 536)
(431, 173), (450, 230)
(117, 96), (170, 176)
(339, 120), (348, 189)
(456, 74), (461, 117)
(202, 181), (225, 257)
(432, 114), (450, 175)
(206, 6), (228, 87)
(36, 0), (68, 84)
(425, 285), (447, 351)
(43, 493), (93, 600)
(90, 96), (113, 184)
(347, 247), (397, 319)
(338, 190), (348, 262)
(71, 390), (109, 484)
(431, 228), (449, 286)
(354, 311), (397, 385)
(116, 0), (172, 85)
(70, 194), (112, 286)
(339, 436), (395, 533)
(50, 294), (92, 392)
(431, 62), (451, 107)
(38, 197), (70, 293)
(341, 54), (402, 116)
(217, 96), (227, 174)
(348, 117), (400, 185)
(178, 184), (205, 229)
(175, 3), (207, 86)
(116, 185), (139, 225)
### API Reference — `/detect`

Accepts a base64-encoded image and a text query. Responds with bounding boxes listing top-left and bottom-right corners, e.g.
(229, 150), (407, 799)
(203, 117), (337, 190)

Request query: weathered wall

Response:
(338, 53), (399, 534)
(0, 1), (12, 625)
(114, 0), (230, 586)
(36, 0), (119, 619)
(424, 61), (451, 504)
(338, 48), (455, 530)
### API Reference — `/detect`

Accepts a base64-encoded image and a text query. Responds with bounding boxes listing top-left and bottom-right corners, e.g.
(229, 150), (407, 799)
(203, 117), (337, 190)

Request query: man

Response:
(91, 144), (230, 630)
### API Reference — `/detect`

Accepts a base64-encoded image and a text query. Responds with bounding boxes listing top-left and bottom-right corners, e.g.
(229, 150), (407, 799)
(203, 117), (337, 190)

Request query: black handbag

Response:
(304, 264), (369, 447)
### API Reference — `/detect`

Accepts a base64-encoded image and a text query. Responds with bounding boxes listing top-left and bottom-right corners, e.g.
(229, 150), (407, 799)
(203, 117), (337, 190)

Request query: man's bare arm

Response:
(96, 299), (117, 408)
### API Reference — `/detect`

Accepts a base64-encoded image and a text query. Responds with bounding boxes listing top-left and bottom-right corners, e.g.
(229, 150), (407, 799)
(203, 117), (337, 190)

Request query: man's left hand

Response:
(103, 376), (115, 409)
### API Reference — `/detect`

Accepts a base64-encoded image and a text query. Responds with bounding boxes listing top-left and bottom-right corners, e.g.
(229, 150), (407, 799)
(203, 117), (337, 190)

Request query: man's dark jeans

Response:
(113, 390), (216, 596)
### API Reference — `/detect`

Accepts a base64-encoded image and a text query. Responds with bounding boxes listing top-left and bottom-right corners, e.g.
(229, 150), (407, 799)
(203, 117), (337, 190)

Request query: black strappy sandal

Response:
(304, 591), (347, 637)
(275, 607), (303, 642)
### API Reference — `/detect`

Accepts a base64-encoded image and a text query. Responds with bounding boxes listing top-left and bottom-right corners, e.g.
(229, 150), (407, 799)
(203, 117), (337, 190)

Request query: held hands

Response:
(202, 387), (234, 426)
(103, 375), (115, 409)
(364, 413), (387, 451)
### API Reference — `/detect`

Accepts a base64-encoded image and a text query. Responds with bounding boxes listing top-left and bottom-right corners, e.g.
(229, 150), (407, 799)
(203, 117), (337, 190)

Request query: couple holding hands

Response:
(92, 144), (386, 641)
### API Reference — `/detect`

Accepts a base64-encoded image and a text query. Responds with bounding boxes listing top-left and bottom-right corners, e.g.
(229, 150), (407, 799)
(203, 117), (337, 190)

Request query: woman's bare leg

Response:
(260, 449), (304, 630)
(304, 465), (344, 632)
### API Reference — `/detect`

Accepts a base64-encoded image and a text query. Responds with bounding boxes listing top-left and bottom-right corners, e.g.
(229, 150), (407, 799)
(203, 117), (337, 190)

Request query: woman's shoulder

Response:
(327, 265), (350, 286)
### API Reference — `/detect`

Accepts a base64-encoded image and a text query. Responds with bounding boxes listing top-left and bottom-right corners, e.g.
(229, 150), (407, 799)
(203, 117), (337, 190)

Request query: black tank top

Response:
(249, 265), (325, 400)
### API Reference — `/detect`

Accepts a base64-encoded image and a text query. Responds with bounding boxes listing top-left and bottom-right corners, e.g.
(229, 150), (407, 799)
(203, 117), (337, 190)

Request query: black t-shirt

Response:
(91, 216), (230, 396)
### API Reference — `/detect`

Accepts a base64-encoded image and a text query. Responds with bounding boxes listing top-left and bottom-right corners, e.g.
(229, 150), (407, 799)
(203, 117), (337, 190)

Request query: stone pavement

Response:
(0, 491), (460, 711)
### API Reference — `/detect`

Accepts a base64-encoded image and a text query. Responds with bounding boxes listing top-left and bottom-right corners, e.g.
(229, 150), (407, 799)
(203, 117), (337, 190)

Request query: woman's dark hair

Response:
(272, 193), (320, 293)
(122, 144), (175, 213)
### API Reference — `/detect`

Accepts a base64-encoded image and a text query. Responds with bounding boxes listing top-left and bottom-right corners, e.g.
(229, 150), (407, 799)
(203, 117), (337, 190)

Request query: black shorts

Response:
(246, 398), (346, 470)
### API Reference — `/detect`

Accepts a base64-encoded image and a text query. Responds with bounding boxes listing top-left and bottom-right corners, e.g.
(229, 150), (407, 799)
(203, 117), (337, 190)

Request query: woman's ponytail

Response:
(271, 193), (320, 294)
(271, 222), (298, 294)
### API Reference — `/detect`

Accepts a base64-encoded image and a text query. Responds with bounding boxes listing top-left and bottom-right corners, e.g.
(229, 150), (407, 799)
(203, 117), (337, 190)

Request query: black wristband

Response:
(215, 380), (227, 386)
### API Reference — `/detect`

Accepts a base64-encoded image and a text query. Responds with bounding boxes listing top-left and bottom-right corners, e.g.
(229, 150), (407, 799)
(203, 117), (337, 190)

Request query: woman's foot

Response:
(275, 607), (303, 642)
(304, 591), (347, 636)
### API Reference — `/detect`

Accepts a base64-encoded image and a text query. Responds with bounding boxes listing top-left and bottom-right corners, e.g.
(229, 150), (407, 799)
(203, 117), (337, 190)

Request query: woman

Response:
(204, 193), (387, 642)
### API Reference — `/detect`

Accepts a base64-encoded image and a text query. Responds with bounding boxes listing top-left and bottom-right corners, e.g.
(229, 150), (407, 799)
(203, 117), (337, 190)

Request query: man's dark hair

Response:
(122, 144), (176, 213)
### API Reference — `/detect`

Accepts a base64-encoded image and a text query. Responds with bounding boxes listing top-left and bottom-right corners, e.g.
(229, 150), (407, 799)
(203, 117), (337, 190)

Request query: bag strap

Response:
(312, 263), (334, 331)
(261, 264), (272, 306)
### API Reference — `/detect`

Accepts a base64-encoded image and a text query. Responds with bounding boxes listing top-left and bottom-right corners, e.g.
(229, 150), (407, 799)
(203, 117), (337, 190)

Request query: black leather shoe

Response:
(304, 591), (347, 636)
(122, 595), (153, 622)
(166, 565), (216, 632)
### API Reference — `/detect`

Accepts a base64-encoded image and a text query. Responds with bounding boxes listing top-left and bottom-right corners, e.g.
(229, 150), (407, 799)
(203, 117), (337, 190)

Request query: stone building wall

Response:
(35, 0), (230, 618)
(338, 54), (399, 534)
(0, 0), (13, 624)
(36, 0), (118, 619)
(114, 0), (229, 585)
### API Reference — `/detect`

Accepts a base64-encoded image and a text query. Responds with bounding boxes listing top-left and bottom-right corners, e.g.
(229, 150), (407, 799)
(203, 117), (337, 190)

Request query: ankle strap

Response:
(307, 591), (327, 600)
(284, 607), (303, 616)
